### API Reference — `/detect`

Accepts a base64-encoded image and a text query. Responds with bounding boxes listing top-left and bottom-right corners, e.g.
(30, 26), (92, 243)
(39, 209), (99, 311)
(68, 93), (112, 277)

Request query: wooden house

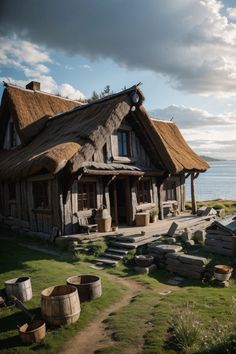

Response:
(0, 81), (208, 237)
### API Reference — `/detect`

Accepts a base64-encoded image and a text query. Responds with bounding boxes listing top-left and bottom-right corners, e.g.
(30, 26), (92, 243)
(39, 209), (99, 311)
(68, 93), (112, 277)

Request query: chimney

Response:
(25, 81), (40, 91)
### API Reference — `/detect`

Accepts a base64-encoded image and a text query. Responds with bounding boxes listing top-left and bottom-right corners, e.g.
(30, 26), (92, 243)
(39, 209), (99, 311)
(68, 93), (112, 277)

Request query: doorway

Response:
(109, 177), (131, 225)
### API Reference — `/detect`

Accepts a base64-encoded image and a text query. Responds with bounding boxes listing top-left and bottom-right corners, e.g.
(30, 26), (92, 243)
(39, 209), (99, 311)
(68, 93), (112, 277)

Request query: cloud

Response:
(150, 104), (236, 128)
(151, 103), (236, 159)
(1, 0), (236, 95)
(0, 35), (85, 100)
(227, 7), (236, 19)
(1, 75), (85, 101)
(80, 64), (92, 71)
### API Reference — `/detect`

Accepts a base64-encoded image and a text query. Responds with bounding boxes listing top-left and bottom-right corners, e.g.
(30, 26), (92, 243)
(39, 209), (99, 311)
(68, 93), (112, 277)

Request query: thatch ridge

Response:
(151, 118), (209, 173)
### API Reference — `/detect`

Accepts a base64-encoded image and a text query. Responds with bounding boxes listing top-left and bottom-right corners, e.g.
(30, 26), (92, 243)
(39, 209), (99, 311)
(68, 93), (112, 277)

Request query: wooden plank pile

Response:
(166, 253), (208, 279)
(204, 215), (236, 257)
(147, 243), (183, 267)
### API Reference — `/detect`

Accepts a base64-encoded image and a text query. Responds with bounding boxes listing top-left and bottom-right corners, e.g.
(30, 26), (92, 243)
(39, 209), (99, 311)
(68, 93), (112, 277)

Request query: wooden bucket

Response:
(41, 285), (80, 327)
(5, 277), (32, 302)
(18, 320), (46, 345)
(66, 275), (102, 302)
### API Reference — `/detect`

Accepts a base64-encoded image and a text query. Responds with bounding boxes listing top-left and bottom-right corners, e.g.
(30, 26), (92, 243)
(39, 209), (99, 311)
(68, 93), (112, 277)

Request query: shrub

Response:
(168, 303), (202, 353)
(212, 203), (224, 209)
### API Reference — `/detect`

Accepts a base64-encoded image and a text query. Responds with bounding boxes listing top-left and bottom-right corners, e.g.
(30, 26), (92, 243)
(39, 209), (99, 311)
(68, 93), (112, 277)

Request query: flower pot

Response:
(135, 255), (154, 267)
(214, 265), (233, 281)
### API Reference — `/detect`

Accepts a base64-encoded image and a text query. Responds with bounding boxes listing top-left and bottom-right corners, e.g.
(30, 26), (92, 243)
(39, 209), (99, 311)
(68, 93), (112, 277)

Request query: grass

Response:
(1, 225), (236, 354)
(185, 199), (236, 215)
(0, 237), (125, 354)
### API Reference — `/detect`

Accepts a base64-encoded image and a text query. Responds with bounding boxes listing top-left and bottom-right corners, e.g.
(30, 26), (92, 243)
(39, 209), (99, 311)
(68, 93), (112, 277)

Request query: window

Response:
(78, 182), (97, 210)
(164, 180), (176, 201)
(117, 129), (130, 157)
(9, 183), (16, 200)
(137, 179), (151, 204)
(9, 122), (17, 148)
(32, 181), (49, 209)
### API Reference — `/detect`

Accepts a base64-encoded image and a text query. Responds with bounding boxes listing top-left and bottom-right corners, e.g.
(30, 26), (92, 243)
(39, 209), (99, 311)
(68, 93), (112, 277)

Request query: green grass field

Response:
(185, 199), (236, 215)
(1, 225), (236, 354)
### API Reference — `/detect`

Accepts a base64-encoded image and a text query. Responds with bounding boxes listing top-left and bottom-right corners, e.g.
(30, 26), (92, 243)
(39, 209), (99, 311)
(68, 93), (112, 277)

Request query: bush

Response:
(168, 303), (202, 353)
(212, 203), (224, 209)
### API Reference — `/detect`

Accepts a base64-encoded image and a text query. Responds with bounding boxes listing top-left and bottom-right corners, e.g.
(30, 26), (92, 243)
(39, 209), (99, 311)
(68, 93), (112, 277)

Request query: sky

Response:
(0, 0), (236, 159)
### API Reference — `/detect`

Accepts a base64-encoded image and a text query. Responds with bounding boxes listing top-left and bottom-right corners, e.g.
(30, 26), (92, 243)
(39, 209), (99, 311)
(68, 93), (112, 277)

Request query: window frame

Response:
(77, 181), (97, 211)
(137, 179), (151, 204)
(117, 129), (130, 157)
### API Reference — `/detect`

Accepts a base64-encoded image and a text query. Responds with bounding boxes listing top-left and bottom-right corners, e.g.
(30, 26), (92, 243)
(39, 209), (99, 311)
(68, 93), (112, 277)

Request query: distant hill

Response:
(200, 155), (222, 162)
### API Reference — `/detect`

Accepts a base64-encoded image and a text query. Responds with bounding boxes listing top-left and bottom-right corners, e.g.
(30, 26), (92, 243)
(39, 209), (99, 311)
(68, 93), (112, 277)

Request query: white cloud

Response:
(80, 64), (92, 71)
(0, 35), (85, 101)
(227, 7), (236, 20)
(150, 104), (236, 128)
(1, 75), (85, 101)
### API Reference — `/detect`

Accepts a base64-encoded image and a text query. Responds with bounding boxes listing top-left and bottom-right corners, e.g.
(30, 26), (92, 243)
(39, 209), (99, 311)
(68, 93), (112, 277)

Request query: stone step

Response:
(102, 252), (124, 260)
(107, 248), (129, 255)
(109, 240), (138, 249)
(94, 257), (119, 266)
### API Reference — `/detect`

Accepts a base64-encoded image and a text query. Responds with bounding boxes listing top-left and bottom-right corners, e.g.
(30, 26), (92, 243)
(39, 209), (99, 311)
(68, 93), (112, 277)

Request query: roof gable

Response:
(0, 84), (80, 145)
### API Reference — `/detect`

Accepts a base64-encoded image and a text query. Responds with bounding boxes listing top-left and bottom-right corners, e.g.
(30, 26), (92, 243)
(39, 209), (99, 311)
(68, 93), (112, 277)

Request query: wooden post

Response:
(191, 173), (197, 214)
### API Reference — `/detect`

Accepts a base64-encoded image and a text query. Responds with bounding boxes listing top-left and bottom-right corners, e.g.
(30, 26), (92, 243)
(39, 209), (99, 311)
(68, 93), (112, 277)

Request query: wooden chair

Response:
(73, 213), (97, 234)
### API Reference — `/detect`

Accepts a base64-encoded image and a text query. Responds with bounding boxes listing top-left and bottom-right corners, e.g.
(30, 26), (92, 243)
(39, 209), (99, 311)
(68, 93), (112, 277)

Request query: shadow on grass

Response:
(0, 307), (41, 333)
(0, 335), (22, 350)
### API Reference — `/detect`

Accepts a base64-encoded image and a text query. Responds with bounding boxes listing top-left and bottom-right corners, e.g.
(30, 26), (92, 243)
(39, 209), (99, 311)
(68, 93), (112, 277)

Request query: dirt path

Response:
(59, 274), (144, 354)
(59, 273), (177, 354)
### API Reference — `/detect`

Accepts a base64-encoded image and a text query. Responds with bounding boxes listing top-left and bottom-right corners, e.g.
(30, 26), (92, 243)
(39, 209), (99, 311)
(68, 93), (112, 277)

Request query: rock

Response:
(163, 237), (177, 245)
(194, 230), (206, 243)
(176, 254), (208, 266)
(148, 244), (183, 254)
(216, 208), (225, 218)
(166, 222), (179, 237)
(134, 264), (157, 274)
(185, 239), (195, 246)
(181, 228), (192, 241)
(213, 279), (230, 288)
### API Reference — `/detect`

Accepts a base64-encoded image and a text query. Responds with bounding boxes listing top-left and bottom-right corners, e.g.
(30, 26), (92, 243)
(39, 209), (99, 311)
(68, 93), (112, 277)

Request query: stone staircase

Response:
(94, 232), (161, 266)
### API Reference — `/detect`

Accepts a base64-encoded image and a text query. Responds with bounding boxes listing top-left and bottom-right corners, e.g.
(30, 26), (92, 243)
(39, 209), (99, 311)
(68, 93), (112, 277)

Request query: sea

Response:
(185, 160), (236, 201)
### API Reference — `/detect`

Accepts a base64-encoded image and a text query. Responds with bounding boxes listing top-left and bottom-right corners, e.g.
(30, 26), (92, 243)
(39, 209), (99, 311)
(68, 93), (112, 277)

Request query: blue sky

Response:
(1, 0), (236, 159)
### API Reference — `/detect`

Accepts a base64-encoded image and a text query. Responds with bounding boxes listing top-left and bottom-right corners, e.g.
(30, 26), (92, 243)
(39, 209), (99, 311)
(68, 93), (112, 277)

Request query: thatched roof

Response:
(0, 83), (208, 182)
(0, 83), (80, 145)
(151, 119), (209, 173)
(0, 85), (155, 181)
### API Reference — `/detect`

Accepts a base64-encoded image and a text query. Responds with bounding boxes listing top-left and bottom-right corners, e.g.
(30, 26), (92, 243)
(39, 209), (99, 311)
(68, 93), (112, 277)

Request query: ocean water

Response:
(185, 160), (236, 201)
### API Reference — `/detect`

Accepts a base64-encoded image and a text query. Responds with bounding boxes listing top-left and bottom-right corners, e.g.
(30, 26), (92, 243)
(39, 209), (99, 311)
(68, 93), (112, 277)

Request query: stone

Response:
(167, 276), (184, 285)
(181, 228), (192, 241)
(134, 264), (157, 274)
(216, 208), (225, 218)
(177, 253), (208, 266)
(148, 244), (183, 254)
(185, 240), (195, 246)
(213, 279), (230, 288)
(164, 237), (177, 245)
(166, 222), (179, 237)
(194, 230), (206, 243)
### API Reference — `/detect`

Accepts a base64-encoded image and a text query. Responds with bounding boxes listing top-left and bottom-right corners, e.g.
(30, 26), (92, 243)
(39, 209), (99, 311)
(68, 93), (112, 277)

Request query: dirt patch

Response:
(58, 274), (144, 354)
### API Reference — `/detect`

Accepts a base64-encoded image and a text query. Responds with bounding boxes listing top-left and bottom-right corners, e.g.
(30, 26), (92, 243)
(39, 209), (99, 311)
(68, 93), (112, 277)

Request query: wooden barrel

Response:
(95, 208), (112, 232)
(66, 275), (102, 302)
(5, 277), (32, 302)
(41, 285), (80, 327)
(18, 320), (46, 345)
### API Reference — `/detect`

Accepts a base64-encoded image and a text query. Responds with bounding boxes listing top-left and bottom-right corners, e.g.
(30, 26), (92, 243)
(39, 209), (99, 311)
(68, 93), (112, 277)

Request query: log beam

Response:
(191, 172), (197, 214)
